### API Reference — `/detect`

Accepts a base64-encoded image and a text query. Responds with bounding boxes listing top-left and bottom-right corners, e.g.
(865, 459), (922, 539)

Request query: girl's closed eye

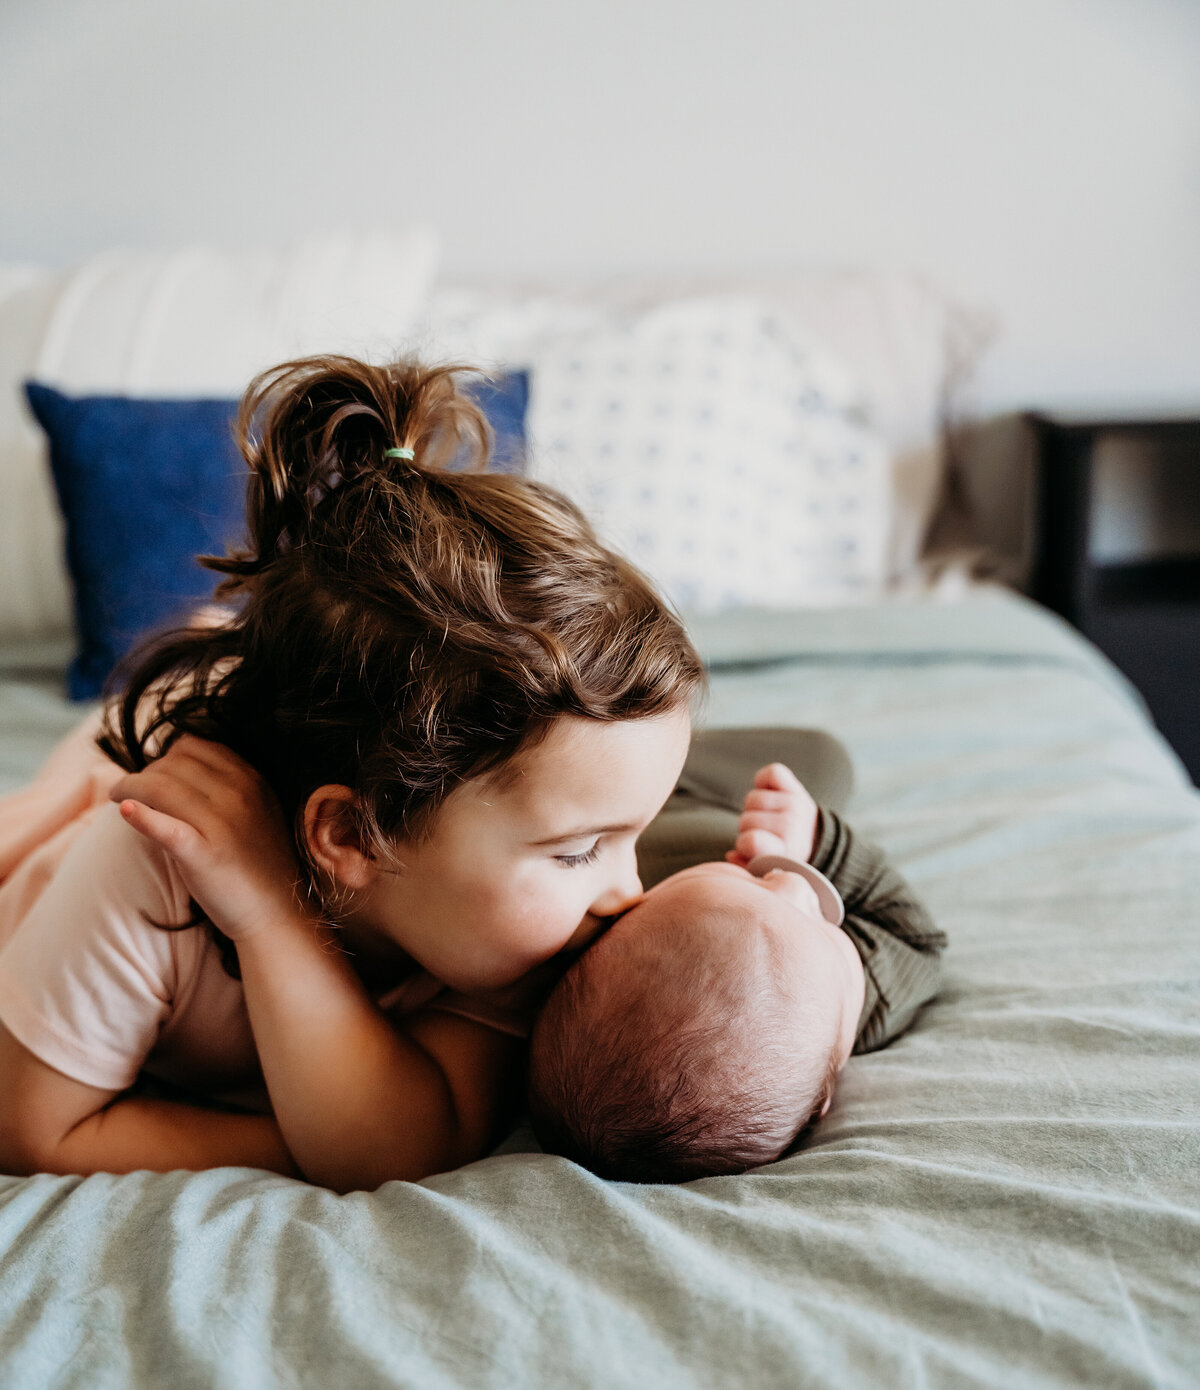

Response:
(555, 843), (601, 869)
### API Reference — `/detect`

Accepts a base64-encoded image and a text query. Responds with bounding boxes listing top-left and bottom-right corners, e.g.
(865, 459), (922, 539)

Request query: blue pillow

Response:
(25, 372), (529, 702)
(471, 372), (529, 473)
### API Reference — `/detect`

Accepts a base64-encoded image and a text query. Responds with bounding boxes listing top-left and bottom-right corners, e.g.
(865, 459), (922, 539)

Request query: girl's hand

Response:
(110, 736), (312, 943)
(725, 762), (821, 868)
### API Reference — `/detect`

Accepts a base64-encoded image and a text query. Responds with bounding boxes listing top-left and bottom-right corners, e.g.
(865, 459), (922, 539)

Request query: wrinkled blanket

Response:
(0, 588), (1196, 1390)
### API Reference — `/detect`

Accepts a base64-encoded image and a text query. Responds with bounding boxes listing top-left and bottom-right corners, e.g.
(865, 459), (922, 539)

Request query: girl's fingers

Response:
(113, 741), (269, 821)
(109, 769), (217, 834)
(117, 799), (201, 859)
(111, 762), (213, 807)
(149, 748), (232, 802)
(753, 762), (804, 793)
(167, 735), (254, 777)
(115, 741), (248, 803)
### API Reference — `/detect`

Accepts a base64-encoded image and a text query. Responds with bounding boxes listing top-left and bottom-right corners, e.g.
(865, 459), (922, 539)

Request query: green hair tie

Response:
(383, 447), (415, 462)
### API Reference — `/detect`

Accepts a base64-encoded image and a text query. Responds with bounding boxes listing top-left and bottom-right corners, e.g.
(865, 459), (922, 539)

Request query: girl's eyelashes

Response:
(554, 843), (601, 869)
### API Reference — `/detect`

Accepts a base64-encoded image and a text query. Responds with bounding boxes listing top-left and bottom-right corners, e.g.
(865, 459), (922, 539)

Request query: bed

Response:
(0, 240), (1197, 1388)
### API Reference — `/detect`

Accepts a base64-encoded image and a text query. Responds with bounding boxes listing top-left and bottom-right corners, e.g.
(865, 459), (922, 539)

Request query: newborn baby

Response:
(527, 728), (946, 1182)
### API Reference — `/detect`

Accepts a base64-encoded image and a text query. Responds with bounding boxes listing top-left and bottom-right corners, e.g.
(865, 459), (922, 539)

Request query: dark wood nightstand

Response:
(1028, 413), (1200, 784)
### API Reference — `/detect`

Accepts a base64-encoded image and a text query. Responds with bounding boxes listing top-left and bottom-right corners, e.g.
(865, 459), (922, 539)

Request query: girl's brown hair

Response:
(100, 355), (704, 892)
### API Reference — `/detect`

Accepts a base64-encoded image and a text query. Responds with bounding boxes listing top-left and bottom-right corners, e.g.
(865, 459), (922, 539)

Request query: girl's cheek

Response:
(530, 879), (584, 945)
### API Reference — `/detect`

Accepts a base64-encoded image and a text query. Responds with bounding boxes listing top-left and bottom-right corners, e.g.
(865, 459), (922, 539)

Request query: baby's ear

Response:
(303, 785), (377, 890)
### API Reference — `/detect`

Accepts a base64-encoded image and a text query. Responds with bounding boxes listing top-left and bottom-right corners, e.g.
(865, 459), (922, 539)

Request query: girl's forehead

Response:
(511, 711), (690, 789)
(463, 710), (691, 832)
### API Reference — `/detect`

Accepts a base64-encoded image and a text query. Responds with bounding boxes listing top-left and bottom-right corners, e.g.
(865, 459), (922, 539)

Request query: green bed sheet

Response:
(0, 588), (1197, 1390)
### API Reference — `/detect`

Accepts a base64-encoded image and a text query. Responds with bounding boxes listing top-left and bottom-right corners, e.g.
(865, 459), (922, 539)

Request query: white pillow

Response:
(526, 297), (892, 613)
(413, 286), (618, 369)
(425, 272), (984, 588)
(0, 229), (439, 640)
(0, 265), (48, 307)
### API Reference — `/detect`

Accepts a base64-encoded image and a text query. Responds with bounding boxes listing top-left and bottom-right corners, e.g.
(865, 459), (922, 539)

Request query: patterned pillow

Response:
(526, 298), (891, 613)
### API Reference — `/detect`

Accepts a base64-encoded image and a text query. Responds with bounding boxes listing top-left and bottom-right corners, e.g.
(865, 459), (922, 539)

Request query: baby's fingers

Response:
(753, 762), (804, 793)
(732, 827), (787, 862)
(742, 789), (795, 813)
(737, 809), (792, 836)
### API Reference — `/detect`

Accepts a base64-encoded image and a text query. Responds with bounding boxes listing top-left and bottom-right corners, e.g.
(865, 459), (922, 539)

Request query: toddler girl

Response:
(0, 355), (703, 1192)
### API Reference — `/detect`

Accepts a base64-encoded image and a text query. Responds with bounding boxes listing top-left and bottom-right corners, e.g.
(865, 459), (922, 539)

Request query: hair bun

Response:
(202, 356), (489, 589)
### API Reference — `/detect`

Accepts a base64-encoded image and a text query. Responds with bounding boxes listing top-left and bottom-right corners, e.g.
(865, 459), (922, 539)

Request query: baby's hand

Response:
(110, 736), (312, 944)
(726, 762), (821, 868)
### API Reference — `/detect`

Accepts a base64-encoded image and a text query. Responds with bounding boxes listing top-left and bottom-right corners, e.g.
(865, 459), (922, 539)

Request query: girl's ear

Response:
(303, 785), (378, 892)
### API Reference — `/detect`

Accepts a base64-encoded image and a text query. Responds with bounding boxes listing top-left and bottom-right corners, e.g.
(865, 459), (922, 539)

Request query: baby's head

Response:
(528, 861), (865, 1182)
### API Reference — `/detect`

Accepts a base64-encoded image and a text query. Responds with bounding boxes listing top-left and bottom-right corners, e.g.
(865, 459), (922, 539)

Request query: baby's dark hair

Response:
(100, 355), (704, 894)
(527, 901), (841, 1183)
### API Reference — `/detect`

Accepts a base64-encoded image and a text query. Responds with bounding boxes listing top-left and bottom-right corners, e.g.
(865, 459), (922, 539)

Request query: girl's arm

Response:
(0, 1022), (297, 1177)
(235, 925), (523, 1191)
(111, 737), (521, 1191)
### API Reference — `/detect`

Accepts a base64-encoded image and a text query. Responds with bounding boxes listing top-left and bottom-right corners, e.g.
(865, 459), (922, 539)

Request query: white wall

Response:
(2, 0), (1198, 416)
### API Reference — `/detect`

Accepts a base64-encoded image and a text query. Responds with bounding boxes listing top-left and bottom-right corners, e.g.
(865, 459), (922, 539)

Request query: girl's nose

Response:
(589, 861), (644, 919)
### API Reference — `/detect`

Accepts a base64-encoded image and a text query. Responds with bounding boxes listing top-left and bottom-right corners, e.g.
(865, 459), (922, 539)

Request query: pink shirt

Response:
(0, 716), (524, 1107)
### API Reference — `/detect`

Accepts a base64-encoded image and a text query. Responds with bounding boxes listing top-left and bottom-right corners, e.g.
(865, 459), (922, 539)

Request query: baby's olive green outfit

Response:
(638, 727), (947, 1052)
